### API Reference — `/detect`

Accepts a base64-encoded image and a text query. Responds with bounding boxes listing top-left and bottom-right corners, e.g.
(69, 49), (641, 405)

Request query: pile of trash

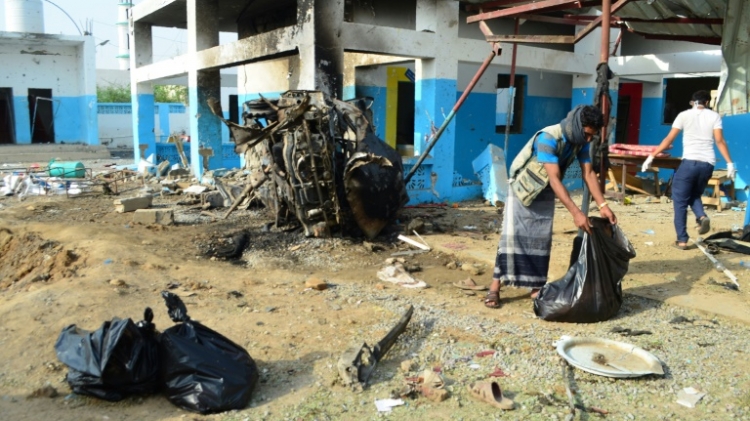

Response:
(54, 292), (259, 414)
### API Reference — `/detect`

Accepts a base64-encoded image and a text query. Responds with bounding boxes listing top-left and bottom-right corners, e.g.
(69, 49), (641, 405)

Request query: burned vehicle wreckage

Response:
(208, 91), (409, 239)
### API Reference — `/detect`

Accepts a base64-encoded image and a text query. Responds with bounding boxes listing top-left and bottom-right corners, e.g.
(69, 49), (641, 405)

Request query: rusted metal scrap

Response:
(209, 91), (408, 238)
(337, 305), (414, 391)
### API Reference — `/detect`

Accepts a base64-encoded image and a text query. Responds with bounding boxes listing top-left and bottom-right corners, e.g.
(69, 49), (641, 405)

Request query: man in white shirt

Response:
(642, 90), (735, 249)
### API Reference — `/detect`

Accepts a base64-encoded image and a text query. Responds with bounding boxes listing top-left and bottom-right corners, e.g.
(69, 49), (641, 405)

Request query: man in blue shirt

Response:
(485, 105), (617, 309)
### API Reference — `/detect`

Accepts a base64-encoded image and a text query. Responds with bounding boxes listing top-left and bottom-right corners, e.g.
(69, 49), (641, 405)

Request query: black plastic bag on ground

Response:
(54, 308), (159, 401)
(159, 291), (259, 414)
(534, 217), (636, 323)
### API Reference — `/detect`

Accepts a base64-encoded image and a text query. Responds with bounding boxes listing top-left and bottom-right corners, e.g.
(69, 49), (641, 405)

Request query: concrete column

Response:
(416, 0), (437, 32)
(131, 82), (155, 162)
(412, 1), (459, 202)
(130, 21), (155, 161)
(81, 37), (99, 145)
(187, 0), (222, 176)
(296, 0), (344, 99)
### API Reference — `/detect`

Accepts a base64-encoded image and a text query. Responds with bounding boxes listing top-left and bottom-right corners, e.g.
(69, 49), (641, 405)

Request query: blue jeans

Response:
(671, 159), (714, 243)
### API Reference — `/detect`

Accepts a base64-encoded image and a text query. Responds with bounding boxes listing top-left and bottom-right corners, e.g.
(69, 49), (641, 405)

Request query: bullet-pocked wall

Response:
(0, 33), (97, 145)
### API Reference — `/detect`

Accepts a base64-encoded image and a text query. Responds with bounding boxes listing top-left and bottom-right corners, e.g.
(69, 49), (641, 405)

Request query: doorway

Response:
(616, 83), (642, 145)
(395, 81), (415, 148)
(0, 88), (15, 144)
(28, 88), (55, 144)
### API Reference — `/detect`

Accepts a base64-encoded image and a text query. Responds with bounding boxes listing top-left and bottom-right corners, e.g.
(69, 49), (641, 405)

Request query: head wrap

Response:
(560, 105), (587, 145)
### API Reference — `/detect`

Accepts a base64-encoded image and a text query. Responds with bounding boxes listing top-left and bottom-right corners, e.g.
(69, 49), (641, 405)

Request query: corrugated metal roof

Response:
(463, 0), (728, 42)
(615, 0), (725, 39)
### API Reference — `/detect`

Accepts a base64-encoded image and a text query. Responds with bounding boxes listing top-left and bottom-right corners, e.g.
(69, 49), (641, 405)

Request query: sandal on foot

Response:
(698, 217), (711, 235)
(530, 288), (541, 299)
(453, 277), (488, 291)
(484, 290), (501, 309)
(467, 381), (515, 410)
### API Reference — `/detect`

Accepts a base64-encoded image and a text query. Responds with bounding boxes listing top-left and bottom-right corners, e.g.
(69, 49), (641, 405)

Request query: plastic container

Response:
(48, 160), (85, 178)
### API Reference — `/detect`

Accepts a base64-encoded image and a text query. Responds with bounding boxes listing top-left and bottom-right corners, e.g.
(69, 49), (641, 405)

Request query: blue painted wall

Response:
(453, 90), (570, 181)
(12, 96), (31, 144)
(637, 97), (673, 150)
(11, 95), (97, 145)
(414, 78), (457, 201)
(131, 93), (156, 161)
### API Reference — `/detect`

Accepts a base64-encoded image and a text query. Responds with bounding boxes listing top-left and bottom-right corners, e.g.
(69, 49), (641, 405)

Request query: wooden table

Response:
(702, 170), (734, 208)
(606, 154), (682, 199)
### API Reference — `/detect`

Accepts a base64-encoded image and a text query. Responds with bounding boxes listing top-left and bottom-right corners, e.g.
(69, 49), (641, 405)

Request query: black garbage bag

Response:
(159, 291), (259, 414)
(534, 217), (636, 323)
(54, 308), (159, 401)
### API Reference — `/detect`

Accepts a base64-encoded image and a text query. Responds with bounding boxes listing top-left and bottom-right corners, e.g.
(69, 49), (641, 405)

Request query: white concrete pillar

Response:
(187, 0), (222, 176)
(296, 0), (344, 98)
(130, 20), (155, 161)
(413, 1), (459, 201)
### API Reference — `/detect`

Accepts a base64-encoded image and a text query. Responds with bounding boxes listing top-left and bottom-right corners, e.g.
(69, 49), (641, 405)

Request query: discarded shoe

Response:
(420, 385), (450, 402)
(467, 381), (514, 410)
(452, 277), (487, 291)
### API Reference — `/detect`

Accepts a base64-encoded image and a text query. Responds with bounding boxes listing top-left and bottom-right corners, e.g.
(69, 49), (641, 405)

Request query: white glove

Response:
(727, 162), (736, 181)
(641, 155), (654, 173)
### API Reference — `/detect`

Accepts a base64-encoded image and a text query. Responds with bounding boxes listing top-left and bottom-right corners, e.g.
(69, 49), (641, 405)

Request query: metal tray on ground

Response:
(556, 336), (664, 378)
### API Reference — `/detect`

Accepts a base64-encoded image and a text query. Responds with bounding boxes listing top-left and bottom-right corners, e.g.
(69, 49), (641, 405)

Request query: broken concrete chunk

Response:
(133, 208), (174, 225)
(202, 191), (225, 209)
(168, 168), (191, 179)
(114, 195), (153, 213)
(184, 185), (208, 195)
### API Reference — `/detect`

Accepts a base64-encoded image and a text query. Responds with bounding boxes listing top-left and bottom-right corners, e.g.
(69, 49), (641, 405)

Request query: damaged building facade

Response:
(0, 0), (98, 146)
(128, 0), (750, 205)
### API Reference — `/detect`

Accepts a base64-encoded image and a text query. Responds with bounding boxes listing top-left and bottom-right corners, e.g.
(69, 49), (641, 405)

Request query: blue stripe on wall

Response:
(453, 91), (570, 181)
(12, 96), (31, 144)
(12, 95), (98, 145)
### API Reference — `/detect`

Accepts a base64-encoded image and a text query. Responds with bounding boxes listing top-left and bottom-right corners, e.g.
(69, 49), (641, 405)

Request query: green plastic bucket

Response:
(48, 160), (85, 178)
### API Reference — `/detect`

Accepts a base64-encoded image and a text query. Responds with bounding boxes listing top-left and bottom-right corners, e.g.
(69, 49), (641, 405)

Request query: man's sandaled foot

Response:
(484, 290), (501, 309)
(530, 288), (541, 299)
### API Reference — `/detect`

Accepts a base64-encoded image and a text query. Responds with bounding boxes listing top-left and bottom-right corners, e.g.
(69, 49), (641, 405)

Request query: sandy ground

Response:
(1, 168), (749, 421)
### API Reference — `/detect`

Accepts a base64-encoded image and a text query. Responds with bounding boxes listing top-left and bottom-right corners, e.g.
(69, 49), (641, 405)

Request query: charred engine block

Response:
(211, 90), (408, 238)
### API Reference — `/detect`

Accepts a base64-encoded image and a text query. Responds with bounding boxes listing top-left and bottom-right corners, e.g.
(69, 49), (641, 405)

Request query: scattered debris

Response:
(609, 326), (652, 336)
(305, 277), (329, 291)
(676, 387), (706, 408)
(338, 305), (414, 391)
(452, 277), (487, 291)
(693, 237), (740, 290)
(374, 398), (405, 412)
(397, 234), (431, 251)
(376, 262), (428, 289)
(133, 208), (174, 225)
(114, 195), (153, 213)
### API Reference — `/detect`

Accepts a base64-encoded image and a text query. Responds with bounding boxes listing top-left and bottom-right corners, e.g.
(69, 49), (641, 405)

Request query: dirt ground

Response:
(1, 173), (749, 421)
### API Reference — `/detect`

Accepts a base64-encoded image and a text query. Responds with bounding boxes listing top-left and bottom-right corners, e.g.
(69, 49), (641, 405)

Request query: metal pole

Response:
(598, 0), (612, 193)
(503, 19), (520, 163)
(404, 44), (500, 184)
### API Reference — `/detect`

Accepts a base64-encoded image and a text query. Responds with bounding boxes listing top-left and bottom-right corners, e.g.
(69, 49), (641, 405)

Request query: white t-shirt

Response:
(672, 106), (722, 165)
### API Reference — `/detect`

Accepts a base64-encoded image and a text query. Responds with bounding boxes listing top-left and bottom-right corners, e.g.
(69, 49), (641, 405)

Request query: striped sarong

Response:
(493, 187), (555, 289)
